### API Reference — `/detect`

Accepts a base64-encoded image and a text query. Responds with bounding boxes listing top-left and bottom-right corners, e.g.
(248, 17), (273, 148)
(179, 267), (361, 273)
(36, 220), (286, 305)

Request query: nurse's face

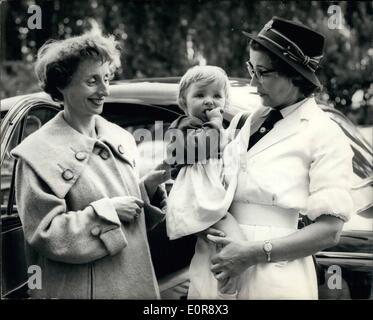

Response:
(249, 49), (300, 109)
(60, 58), (111, 119)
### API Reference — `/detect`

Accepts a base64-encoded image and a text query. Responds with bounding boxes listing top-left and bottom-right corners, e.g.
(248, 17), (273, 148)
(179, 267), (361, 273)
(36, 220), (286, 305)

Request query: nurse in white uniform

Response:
(206, 17), (354, 299)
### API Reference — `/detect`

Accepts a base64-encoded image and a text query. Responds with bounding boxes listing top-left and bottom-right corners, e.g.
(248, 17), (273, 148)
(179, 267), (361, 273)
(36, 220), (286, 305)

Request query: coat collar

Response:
(12, 111), (136, 198)
(236, 97), (321, 159)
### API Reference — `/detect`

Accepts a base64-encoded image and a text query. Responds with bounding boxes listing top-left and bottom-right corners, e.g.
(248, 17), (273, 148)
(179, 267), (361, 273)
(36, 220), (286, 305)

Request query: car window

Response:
(1, 111), (8, 122)
(102, 102), (180, 135)
(1, 122), (22, 214)
(101, 102), (181, 177)
(1, 106), (59, 217)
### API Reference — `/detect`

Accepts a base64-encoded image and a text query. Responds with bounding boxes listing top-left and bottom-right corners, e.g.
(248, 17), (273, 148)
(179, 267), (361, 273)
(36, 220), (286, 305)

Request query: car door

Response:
(1, 98), (61, 298)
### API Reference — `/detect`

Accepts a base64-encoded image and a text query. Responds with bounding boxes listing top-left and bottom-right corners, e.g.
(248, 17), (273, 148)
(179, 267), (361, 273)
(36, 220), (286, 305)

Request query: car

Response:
(1, 77), (372, 299)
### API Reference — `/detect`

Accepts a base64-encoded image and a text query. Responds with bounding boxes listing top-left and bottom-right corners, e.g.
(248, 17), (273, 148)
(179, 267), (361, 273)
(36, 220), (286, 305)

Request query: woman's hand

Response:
(110, 196), (144, 223)
(207, 235), (259, 280)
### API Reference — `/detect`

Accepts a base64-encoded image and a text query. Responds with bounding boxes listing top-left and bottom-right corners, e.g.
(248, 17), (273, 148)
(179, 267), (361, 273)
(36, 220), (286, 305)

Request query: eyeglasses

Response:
(246, 61), (277, 83)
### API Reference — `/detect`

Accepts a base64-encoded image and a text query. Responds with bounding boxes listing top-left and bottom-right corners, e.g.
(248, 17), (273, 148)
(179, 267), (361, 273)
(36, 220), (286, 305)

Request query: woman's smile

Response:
(88, 97), (105, 107)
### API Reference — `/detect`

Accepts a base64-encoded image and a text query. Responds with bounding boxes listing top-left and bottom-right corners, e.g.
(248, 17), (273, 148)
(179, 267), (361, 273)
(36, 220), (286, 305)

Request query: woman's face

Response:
(60, 59), (111, 118)
(249, 49), (300, 108)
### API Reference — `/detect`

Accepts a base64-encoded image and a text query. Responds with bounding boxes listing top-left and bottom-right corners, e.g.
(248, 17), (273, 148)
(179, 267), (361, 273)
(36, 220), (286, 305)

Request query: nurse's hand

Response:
(110, 196), (144, 223)
(207, 235), (259, 280)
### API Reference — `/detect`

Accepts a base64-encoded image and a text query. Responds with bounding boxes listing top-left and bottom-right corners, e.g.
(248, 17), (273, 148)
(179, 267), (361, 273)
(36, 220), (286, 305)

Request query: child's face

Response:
(184, 80), (226, 122)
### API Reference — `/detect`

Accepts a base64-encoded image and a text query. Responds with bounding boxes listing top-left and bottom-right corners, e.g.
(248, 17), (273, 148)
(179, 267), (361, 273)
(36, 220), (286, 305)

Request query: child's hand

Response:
(198, 227), (225, 241)
(154, 160), (172, 172)
(206, 108), (224, 122)
(143, 163), (172, 198)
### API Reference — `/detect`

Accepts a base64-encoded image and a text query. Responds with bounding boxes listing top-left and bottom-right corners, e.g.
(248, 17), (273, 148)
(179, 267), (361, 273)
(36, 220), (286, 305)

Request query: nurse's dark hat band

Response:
(243, 21), (323, 73)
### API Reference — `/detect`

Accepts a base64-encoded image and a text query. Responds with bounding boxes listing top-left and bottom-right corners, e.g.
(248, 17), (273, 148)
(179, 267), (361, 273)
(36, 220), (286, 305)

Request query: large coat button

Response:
(259, 127), (267, 134)
(118, 145), (125, 154)
(75, 151), (87, 161)
(99, 149), (110, 160)
(91, 227), (101, 236)
(62, 169), (74, 181)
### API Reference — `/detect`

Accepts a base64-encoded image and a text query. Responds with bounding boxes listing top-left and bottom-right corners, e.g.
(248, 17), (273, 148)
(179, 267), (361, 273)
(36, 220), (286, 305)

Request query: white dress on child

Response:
(167, 152), (241, 299)
(166, 158), (238, 240)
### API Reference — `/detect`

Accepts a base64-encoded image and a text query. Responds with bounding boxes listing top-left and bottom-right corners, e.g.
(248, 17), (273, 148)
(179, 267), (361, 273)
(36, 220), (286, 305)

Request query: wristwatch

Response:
(263, 240), (273, 262)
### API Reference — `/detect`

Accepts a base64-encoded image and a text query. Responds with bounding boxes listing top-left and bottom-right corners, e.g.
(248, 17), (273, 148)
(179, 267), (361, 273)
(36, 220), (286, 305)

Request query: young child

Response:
(165, 66), (246, 299)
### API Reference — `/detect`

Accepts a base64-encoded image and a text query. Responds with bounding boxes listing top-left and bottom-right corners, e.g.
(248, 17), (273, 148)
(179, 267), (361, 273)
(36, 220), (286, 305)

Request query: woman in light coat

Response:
(11, 31), (168, 299)
(205, 17), (354, 299)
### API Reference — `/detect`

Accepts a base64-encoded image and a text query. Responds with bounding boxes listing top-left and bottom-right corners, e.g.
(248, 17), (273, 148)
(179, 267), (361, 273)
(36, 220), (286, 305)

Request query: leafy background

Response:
(1, 0), (372, 125)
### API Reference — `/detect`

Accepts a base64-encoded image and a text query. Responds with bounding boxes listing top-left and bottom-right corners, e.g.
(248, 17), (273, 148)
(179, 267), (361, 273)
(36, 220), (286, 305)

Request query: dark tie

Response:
(248, 109), (283, 150)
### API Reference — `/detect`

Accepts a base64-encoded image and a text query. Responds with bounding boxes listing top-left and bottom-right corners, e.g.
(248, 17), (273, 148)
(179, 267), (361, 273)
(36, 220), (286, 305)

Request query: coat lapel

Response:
(95, 116), (136, 168)
(247, 110), (300, 158)
(235, 107), (269, 152)
(246, 98), (318, 159)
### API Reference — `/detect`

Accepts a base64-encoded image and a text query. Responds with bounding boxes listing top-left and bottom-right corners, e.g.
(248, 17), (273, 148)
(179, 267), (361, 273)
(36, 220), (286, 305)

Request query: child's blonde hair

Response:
(178, 65), (230, 113)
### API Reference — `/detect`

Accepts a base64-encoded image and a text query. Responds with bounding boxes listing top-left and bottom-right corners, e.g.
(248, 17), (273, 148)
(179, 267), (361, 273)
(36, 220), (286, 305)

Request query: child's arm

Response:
(213, 213), (246, 242)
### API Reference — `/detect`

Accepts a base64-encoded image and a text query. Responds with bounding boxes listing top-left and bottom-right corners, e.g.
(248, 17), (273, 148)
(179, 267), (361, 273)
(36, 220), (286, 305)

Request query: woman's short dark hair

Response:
(35, 31), (122, 101)
(249, 40), (319, 97)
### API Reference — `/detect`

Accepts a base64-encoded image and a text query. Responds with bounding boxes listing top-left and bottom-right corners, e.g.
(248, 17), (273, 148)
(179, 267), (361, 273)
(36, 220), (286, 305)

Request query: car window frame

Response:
(1, 98), (62, 217)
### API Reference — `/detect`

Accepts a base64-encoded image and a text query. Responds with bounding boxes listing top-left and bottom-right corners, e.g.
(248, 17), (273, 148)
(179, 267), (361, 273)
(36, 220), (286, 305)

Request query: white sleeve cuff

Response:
(304, 187), (354, 222)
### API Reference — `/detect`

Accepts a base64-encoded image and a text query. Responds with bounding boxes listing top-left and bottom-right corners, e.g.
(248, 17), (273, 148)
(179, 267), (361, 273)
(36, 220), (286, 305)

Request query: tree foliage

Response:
(1, 0), (372, 124)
